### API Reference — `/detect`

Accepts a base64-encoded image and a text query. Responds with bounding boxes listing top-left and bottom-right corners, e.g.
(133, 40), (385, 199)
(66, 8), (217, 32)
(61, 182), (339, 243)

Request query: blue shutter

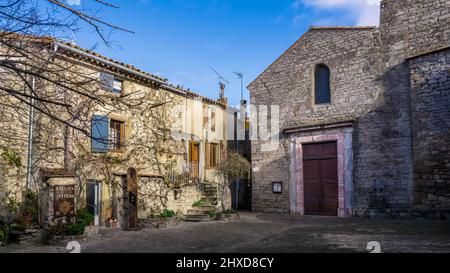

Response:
(100, 72), (114, 92)
(91, 115), (109, 153)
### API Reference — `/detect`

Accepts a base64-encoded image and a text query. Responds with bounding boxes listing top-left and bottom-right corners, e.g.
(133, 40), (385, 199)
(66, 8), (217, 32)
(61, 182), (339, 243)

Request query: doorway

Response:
(87, 181), (102, 226)
(189, 141), (200, 179)
(303, 142), (338, 216)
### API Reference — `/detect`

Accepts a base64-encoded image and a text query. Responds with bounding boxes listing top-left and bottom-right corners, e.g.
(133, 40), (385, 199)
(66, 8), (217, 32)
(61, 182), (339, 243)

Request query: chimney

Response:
(219, 82), (225, 99)
(218, 82), (228, 105)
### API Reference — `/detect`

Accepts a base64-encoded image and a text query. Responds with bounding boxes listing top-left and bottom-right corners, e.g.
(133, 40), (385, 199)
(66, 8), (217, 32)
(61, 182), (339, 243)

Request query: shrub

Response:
(158, 209), (176, 219)
(67, 223), (85, 236)
(0, 225), (9, 246)
(207, 210), (219, 219)
(76, 209), (94, 227)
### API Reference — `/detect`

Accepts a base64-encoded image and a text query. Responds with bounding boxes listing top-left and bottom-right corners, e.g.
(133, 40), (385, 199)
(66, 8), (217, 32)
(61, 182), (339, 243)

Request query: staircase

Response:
(183, 182), (219, 222)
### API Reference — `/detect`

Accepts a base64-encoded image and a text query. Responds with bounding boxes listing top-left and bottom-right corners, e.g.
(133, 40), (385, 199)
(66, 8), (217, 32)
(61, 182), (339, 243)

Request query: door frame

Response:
(302, 141), (339, 216)
(290, 131), (354, 217)
(87, 180), (102, 226)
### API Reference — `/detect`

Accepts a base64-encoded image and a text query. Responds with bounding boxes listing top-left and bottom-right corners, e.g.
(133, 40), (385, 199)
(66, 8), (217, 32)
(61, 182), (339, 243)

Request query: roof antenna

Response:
(209, 66), (229, 99)
(233, 71), (244, 102)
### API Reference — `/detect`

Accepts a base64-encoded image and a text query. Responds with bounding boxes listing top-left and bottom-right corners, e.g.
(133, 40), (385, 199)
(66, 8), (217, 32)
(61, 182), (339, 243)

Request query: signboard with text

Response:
(54, 185), (76, 224)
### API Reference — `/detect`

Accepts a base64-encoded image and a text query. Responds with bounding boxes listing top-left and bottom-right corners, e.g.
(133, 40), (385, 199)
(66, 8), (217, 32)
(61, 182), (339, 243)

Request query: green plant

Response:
(1, 147), (22, 168)
(6, 197), (19, 214)
(216, 152), (251, 182)
(0, 225), (10, 246)
(157, 209), (176, 219)
(192, 198), (207, 208)
(67, 223), (85, 236)
(22, 190), (38, 226)
(207, 210), (219, 219)
(76, 209), (94, 227)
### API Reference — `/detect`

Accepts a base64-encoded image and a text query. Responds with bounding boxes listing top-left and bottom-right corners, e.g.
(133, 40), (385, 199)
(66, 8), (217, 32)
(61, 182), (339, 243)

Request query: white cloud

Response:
(66, 0), (81, 6)
(293, 0), (381, 26)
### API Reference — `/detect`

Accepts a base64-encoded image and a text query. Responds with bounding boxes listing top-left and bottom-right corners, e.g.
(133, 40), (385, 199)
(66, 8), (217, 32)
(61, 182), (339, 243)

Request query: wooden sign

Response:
(127, 167), (139, 229)
(54, 185), (76, 224)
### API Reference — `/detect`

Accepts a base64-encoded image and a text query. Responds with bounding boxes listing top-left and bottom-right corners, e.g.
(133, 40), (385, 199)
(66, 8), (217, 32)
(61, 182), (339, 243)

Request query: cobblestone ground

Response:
(1, 213), (450, 253)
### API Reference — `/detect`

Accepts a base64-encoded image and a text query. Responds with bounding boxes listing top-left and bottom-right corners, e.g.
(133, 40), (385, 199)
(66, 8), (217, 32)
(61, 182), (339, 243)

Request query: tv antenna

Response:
(210, 66), (229, 99)
(233, 71), (244, 102)
(210, 66), (230, 85)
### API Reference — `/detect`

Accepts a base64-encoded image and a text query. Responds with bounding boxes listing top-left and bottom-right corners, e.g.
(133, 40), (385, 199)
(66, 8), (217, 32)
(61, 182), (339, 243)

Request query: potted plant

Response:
(148, 209), (181, 228)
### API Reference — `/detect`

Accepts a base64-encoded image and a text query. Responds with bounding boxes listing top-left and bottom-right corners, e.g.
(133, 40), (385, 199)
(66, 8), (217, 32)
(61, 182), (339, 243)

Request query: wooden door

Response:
(189, 141), (200, 178)
(303, 142), (338, 216)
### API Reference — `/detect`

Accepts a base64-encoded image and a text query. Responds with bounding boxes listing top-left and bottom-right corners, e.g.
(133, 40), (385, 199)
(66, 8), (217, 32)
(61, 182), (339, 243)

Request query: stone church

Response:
(248, 0), (450, 219)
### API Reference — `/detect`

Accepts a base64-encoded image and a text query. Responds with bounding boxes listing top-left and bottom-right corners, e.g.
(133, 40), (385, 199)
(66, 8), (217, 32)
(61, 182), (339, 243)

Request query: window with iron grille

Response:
(109, 119), (125, 150)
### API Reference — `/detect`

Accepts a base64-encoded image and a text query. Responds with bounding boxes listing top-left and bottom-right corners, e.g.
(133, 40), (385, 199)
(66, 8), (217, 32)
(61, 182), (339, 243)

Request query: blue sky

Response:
(69, 0), (380, 106)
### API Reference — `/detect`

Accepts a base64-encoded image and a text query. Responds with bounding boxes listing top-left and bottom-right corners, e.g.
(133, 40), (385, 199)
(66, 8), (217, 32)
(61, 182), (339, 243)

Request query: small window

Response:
(205, 143), (219, 169)
(113, 79), (123, 93)
(203, 107), (217, 132)
(314, 64), (331, 104)
(100, 72), (122, 94)
(211, 108), (216, 132)
(109, 119), (125, 150)
(272, 182), (282, 194)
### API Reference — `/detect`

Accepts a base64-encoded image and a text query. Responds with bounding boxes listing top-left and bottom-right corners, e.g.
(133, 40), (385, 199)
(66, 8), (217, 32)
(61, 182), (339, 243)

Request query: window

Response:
(211, 108), (216, 132)
(205, 143), (219, 169)
(100, 72), (122, 94)
(203, 106), (217, 132)
(109, 119), (125, 150)
(91, 115), (126, 153)
(314, 64), (331, 104)
(113, 79), (123, 93)
(272, 182), (283, 194)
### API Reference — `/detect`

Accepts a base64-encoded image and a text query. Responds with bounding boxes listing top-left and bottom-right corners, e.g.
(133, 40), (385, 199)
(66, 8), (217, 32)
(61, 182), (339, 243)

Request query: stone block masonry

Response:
(248, 0), (450, 218)
(409, 48), (450, 218)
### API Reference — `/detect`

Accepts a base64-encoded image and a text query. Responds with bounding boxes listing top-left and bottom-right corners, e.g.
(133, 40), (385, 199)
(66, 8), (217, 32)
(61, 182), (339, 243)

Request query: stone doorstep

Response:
(141, 217), (181, 229)
(183, 214), (211, 222)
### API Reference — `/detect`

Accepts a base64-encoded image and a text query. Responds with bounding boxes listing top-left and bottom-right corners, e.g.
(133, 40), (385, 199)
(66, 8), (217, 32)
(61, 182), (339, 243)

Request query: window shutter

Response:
(211, 109), (216, 132)
(100, 72), (114, 92)
(205, 143), (211, 169)
(91, 115), (109, 153)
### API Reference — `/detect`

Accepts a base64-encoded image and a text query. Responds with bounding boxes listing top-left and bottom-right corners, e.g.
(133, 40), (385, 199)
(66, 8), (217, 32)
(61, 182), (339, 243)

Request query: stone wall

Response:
(138, 176), (203, 218)
(409, 48), (450, 217)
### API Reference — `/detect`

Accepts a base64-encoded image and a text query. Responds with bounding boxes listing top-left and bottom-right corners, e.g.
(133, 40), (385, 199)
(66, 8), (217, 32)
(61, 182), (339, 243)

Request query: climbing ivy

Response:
(1, 147), (22, 168)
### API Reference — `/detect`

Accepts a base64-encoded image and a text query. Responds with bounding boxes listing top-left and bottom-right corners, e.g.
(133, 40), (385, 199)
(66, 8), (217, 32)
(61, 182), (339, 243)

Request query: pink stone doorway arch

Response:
(290, 131), (354, 217)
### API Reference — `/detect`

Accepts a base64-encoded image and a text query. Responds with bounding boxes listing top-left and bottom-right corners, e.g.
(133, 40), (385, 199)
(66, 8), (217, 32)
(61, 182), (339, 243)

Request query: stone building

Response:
(248, 0), (450, 219)
(0, 35), (235, 227)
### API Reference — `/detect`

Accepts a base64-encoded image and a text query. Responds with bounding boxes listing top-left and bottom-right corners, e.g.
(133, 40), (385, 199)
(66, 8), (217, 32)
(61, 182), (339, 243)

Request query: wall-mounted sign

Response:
(54, 185), (76, 224)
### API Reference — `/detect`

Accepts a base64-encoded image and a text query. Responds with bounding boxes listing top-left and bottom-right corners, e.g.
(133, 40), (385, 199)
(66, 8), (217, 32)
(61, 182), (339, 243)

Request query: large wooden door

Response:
(303, 142), (338, 216)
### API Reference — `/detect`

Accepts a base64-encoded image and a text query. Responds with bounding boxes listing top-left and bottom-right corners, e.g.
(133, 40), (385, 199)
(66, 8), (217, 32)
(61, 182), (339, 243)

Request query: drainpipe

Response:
(26, 76), (35, 190)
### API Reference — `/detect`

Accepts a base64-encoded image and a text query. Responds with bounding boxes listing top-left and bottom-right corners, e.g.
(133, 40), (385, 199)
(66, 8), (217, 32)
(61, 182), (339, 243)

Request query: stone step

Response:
(197, 205), (216, 211)
(183, 214), (211, 222)
(187, 208), (213, 214)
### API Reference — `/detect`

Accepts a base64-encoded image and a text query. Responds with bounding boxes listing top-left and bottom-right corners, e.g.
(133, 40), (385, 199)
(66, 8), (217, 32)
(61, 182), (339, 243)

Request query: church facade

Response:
(248, 0), (450, 219)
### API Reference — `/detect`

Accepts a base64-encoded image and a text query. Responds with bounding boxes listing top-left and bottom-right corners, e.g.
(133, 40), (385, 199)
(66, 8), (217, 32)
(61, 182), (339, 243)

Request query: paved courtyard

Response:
(2, 213), (450, 253)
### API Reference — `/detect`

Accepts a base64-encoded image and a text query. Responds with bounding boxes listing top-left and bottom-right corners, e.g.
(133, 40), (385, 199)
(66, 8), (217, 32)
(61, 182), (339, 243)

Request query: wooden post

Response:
(127, 167), (139, 230)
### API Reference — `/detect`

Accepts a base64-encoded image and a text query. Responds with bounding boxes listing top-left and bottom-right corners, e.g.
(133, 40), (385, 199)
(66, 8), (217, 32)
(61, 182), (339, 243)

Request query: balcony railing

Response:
(165, 162), (200, 185)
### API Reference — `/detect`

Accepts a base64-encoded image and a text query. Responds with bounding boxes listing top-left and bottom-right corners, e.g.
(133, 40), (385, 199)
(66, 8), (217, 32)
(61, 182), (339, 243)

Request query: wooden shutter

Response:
(211, 109), (216, 132)
(91, 115), (109, 153)
(205, 143), (211, 169)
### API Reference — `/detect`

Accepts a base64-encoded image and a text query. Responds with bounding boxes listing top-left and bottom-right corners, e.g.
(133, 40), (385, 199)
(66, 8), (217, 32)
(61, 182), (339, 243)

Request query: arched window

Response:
(314, 64), (331, 104)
